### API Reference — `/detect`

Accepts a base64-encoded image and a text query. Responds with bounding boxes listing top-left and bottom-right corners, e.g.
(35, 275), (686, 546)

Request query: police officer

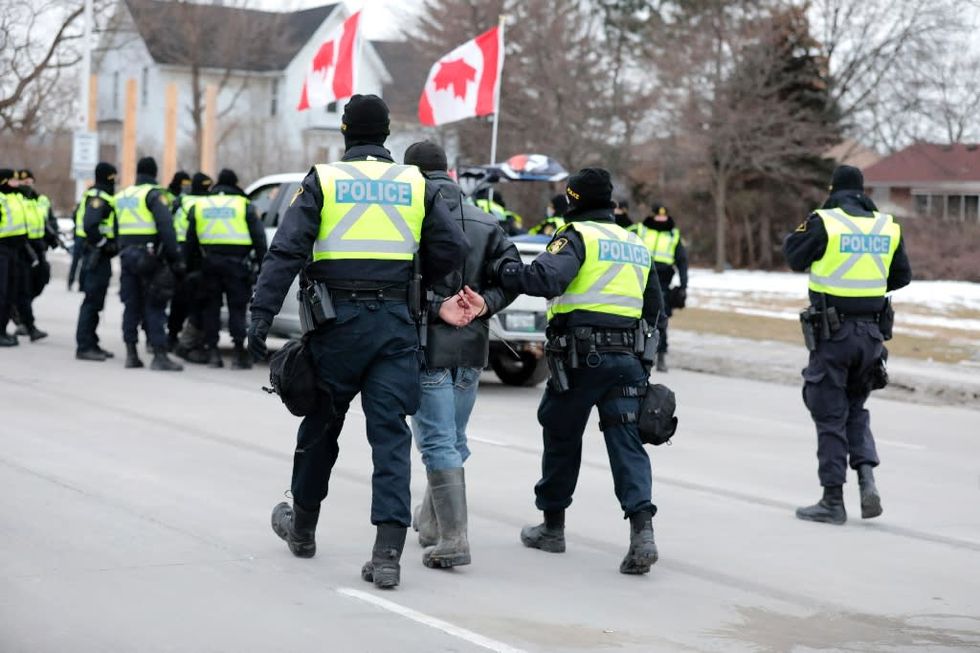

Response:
(528, 193), (567, 236)
(75, 163), (120, 361)
(186, 168), (266, 369)
(115, 156), (184, 371)
(16, 169), (60, 339)
(784, 165), (911, 524)
(490, 168), (667, 575)
(169, 171), (212, 357)
(167, 170), (191, 202)
(0, 168), (29, 346)
(403, 140), (520, 570)
(629, 204), (688, 372)
(247, 95), (468, 589)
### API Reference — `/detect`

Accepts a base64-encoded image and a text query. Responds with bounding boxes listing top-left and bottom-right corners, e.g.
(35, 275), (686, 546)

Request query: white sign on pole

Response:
(72, 130), (100, 180)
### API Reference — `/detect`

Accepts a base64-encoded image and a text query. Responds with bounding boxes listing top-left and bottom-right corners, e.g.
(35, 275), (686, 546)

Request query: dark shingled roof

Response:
(865, 142), (980, 184)
(125, 0), (337, 72)
(372, 40), (430, 121)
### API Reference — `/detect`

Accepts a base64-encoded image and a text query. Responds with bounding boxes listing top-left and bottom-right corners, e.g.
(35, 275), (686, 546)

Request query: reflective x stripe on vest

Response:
(313, 161), (425, 261)
(547, 221), (650, 321)
(196, 194), (251, 246)
(74, 189), (116, 238)
(0, 192), (28, 239)
(808, 208), (900, 298)
(115, 184), (158, 236)
(630, 224), (680, 265)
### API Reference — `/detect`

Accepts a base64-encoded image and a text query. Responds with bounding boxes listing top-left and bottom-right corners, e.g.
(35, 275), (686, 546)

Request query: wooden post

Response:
(87, 74), (98, 131)
(200, 84), (218, 176)
(161, 83), (179, 184)
(120, 78), (139, 187)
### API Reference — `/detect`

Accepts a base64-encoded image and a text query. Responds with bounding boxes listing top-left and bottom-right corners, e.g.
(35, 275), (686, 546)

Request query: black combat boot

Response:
(796, 485), (846, 524)
(183, 347), (210, 364)
(620, 510), (659, 575)
(230, 342), (252, 370)
(412, 484), (437, 547)
(857, 464), (882, 519)
(361, 524), (407, 589)
(271, 501), (319, 558)
(28, 326), (48, 342)
(96, 345), (115, 358)
(151, 347), (184, 371)
(206, 346), (223, 368)
(423, 468), (471, 569)
(520, 509), (566, 553)
(656, 352), (668, 373)
(76, 348), (108, 362)
(0, 332), (19, 347)
(125, 343), (144, 368)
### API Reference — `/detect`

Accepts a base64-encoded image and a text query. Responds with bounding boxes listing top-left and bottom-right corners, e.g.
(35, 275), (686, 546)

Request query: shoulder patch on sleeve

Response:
(547, 237), (569, 255)
(795, 221), (807, 232)
(90, 198), (103, 208)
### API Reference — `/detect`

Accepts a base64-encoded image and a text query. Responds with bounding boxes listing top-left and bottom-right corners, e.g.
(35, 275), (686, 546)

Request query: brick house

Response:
(863, 142), (980, 222)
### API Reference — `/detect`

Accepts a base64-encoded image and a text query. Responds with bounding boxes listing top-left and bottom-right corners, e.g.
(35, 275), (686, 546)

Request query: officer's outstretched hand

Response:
(248, 317), (271, 361)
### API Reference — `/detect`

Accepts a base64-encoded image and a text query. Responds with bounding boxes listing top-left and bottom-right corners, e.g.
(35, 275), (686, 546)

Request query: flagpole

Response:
(487, 14), (505, 205)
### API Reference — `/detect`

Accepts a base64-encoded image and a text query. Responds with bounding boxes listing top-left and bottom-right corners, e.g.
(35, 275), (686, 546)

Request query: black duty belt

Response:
(548, 327), (637, 354)
(328, 286), (408, 301)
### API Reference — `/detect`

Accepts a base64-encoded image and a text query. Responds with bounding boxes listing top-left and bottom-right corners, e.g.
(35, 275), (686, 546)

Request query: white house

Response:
(93, 0), (440, 183)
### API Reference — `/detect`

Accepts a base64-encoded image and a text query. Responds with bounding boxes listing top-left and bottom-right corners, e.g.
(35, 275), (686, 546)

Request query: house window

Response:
(270, 78), (279, 117)
(914, 194), (928, 216)
(965, 196), (979, 223)
(141, 67), (149, 107)
(946, 195), (962, 221)
(112, 71), (120, 110)
(929, 194), (944, 219)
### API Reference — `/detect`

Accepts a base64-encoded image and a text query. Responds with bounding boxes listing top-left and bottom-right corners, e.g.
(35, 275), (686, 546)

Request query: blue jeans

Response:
(411, 367), (481, 472)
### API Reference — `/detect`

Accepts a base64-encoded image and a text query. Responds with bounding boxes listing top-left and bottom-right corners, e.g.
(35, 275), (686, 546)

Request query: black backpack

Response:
(264, 337), (333, 418)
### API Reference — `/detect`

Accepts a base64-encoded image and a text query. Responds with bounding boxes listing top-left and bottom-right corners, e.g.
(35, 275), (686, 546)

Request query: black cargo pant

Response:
(201, 254), (250, 348)
(119, 247), (168, 348)
(536, 351), (656, 518)
(13, 245), (35, 329)
(28, 240), (50, 299)
(76, 252), (111, 352)
(0, 243), (22, 332)
(801, 319), (883, 487)
(290, 298), (421, 526)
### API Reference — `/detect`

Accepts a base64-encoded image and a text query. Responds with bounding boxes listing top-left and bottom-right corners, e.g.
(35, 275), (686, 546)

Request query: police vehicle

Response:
(244, 173), (549, 386)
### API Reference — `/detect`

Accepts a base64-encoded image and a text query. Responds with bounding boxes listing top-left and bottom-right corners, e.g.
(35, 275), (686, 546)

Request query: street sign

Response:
(71, 130), (99, 180)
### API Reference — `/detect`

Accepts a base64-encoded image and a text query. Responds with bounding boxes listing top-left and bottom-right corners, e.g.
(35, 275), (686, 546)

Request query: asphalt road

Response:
(2, 280), (979, 652)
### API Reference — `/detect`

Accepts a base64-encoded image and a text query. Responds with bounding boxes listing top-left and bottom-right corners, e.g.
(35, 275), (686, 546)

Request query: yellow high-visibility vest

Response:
(313, 161), (425, 261)
(808, 208), (900, 298)
(195, 194), (251, 246)
(0, 191), (28, 239)
(630, 224), (680, 265)
(115, 184), (159, 236)
(73, 189), (116, 240)
(547, 221), (650, 321)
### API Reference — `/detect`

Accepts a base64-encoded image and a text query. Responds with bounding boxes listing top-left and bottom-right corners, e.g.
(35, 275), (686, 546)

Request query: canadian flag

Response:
(418, 26), (504, 127)
(297, 11), (361, 111)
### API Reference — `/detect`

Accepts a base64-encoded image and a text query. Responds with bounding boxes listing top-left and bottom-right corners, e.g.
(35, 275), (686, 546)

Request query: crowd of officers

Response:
(0, 157), (267, 370)
(0, 94), (909, 592)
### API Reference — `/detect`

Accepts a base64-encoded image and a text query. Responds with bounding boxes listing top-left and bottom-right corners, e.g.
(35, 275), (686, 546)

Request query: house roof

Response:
(372, 40), (430, 121)
(864, 142), (980, 185)
(124, 0), (338, 72)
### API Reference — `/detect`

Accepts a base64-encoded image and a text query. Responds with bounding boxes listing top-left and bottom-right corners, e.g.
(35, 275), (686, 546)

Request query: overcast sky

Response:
(260, 0), (419, 39)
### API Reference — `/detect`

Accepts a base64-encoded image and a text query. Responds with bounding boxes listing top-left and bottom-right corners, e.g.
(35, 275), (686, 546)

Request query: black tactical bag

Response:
(637, 383), (678, 446)
(600, 382), (678, 446)
(265, 337), (332, 417)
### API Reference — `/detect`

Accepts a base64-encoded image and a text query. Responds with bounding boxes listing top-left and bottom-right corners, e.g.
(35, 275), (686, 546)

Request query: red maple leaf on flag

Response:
(433, 58), (477, 99)
(312, 41), (334, 74)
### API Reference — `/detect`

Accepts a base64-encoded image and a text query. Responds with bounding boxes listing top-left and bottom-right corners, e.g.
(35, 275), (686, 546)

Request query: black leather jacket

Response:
(425, 171), (520, 369)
